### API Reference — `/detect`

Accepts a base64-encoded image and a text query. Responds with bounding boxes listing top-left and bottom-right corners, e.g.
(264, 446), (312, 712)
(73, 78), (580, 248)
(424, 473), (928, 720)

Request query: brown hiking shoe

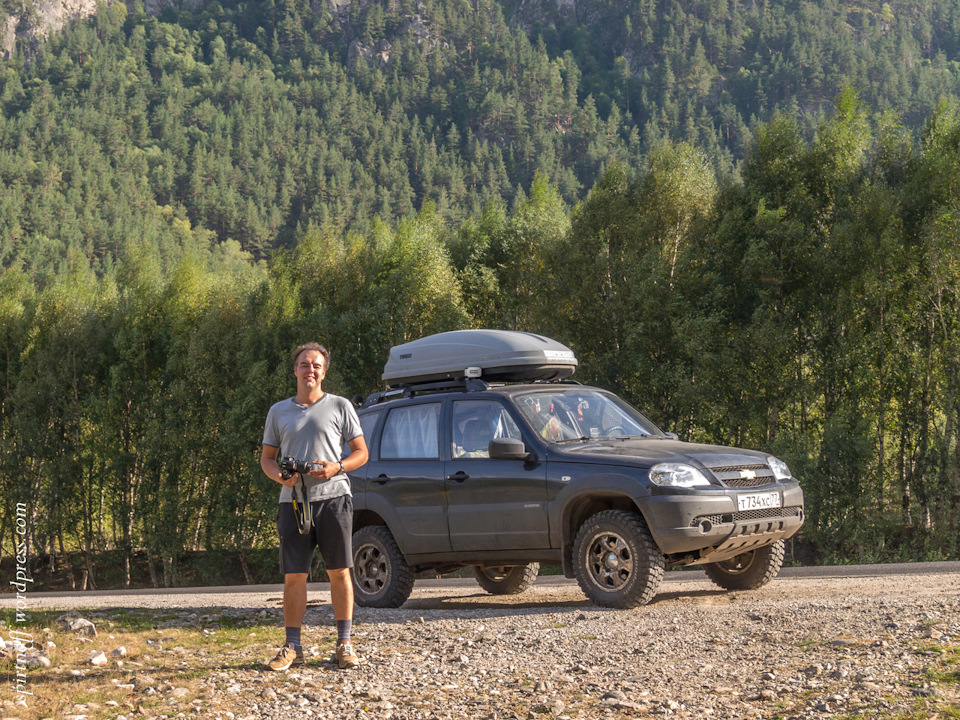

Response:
(266, 643), (304, 671)
(335, 641), (360, 669)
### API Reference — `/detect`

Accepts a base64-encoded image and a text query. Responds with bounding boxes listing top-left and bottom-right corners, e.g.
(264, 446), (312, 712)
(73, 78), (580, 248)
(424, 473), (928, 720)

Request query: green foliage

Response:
(4, 98), (960, 582)
(3, 1), (960, 579)
(8, 0), (960, 277)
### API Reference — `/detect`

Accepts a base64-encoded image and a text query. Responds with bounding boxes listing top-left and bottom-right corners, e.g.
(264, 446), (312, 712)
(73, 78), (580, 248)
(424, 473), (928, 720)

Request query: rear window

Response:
(379, 403), (441, 459)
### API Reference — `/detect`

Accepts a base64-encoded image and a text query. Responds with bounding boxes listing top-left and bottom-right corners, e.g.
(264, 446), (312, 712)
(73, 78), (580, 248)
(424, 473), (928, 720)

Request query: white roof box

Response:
(382, 330), (578, 387)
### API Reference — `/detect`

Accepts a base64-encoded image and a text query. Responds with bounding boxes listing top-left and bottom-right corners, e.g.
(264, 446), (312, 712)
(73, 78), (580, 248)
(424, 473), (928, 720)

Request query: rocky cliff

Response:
(0, 0), (577, 63)
(1, 0), (210, 59)
(2, 0), (100, 58)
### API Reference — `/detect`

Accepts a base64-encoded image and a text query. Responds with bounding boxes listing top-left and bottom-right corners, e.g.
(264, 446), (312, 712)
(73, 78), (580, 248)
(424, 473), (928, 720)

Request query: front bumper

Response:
(641, 483), (805, 563)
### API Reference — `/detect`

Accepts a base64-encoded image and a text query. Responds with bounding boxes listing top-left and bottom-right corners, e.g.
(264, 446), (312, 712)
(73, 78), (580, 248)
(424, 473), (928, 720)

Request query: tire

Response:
(351, 526), (415, 608)
(572, 510), (664, 609)
(703, 540), (785, 591)
(473, 563), (540, 595)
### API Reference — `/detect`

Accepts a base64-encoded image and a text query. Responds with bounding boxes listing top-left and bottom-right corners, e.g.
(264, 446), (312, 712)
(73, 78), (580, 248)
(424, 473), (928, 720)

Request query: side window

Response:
(348, 410), (380, 457)
(358, 410), (380, 443)
(451, 400), (522, 459)
(380, 403), (441, 459)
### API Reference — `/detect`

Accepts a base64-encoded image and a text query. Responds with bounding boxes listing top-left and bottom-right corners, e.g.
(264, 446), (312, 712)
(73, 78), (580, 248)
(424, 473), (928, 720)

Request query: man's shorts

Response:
(277, 494), (354, 575)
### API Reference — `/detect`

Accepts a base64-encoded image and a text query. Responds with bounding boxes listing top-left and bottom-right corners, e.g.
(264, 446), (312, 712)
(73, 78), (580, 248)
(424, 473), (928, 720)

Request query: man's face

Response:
(295, 350), (326, 390)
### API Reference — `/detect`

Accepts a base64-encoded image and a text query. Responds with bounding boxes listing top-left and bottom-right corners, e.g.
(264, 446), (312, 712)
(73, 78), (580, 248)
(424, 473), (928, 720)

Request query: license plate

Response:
(737, 491), (781, 511)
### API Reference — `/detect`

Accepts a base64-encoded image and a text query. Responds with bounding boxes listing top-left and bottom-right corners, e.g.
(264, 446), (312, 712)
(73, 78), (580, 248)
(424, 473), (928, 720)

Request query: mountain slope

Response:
(2, 0), (960, 275)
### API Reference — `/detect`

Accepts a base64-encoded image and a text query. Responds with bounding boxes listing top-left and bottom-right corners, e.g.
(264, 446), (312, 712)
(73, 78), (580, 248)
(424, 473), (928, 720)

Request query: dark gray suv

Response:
(348, 330), (804, 609)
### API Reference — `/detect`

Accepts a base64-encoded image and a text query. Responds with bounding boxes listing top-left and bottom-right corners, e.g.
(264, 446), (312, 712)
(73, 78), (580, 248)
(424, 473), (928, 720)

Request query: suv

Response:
(348, 330), (804, 609)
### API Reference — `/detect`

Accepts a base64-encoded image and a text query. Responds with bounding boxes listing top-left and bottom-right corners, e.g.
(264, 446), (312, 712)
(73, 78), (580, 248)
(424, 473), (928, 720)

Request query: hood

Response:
(553, 438), (771, 470)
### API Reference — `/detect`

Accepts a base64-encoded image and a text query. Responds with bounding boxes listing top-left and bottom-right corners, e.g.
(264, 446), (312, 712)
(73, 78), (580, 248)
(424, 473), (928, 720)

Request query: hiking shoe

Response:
(266, 643), (303, 671)
(335, 641), (360, 669)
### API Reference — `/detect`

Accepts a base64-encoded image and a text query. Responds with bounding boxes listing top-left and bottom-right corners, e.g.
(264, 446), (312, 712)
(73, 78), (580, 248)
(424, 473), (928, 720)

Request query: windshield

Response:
(512, 388), (662, 443)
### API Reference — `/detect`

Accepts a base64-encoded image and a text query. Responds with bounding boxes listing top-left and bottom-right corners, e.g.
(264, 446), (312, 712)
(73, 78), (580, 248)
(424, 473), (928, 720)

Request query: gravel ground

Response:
(2, 564), (959, 720)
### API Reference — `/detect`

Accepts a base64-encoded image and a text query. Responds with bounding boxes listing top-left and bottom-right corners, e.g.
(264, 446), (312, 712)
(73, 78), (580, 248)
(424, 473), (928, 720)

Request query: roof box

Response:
(382, 330), (578, 387)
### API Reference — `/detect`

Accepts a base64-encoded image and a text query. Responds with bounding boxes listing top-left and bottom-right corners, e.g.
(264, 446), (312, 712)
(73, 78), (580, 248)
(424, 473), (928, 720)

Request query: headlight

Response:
(767, 456), (792, 480)
(649, 463), (711, 487)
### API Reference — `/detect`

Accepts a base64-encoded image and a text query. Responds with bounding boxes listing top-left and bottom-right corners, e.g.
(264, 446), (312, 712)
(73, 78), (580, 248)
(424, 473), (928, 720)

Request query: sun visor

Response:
(382, 330), (578, 387)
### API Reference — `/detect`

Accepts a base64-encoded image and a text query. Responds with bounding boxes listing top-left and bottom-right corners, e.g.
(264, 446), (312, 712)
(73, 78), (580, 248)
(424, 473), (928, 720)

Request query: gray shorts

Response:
(277, 494), (354, 574)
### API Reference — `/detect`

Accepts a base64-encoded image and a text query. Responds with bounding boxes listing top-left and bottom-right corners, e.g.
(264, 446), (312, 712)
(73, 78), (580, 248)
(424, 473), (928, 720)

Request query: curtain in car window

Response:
(380, 404), (440, 459)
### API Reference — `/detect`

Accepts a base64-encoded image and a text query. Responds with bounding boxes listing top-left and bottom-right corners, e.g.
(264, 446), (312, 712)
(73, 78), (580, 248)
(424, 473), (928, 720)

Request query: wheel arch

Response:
(560, 492), (649, 578)
(353, 509), (387, 532)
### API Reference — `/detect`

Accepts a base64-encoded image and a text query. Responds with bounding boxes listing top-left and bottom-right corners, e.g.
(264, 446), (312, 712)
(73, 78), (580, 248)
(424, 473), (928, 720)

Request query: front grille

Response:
(708, 463), (775, 487)
(691, 506), (802, 527)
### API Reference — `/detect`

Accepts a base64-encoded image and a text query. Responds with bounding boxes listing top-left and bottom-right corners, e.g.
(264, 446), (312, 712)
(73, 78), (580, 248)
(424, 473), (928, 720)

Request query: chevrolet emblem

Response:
(739, 469), (757, 480)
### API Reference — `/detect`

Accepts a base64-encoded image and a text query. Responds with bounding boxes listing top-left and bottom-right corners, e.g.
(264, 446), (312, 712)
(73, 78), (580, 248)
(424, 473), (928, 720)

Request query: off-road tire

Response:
(351, 525), (415, 608)
(572, 510), (665, 609)
(473, 563), (540, 595)
(703, 540), (785, 591)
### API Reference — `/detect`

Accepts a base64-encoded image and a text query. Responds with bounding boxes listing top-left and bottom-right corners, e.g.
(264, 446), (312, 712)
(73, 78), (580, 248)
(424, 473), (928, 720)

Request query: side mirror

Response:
(489, 437), (532, 461)
(663, 432), (679, 440)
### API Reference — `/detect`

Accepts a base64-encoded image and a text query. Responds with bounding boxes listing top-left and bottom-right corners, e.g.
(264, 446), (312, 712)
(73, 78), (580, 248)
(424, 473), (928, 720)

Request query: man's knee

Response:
(327, 568), (351, 584)
(285, 572), (309, 587)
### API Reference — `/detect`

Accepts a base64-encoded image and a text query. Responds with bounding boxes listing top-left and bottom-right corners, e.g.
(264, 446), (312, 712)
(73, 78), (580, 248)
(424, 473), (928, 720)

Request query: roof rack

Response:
(359, 376), (588, 408)
(361, 377), (491, 407)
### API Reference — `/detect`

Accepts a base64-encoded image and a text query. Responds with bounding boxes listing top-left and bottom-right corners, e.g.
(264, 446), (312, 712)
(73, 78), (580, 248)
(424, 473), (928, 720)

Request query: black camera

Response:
(279, 456), (315, 480)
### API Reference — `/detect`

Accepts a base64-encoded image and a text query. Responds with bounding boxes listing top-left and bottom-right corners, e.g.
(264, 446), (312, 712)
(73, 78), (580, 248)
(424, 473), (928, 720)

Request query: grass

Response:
(4, 609), (959, 720)
(928, 647), (960, 685)
(0, 609), (291, 720)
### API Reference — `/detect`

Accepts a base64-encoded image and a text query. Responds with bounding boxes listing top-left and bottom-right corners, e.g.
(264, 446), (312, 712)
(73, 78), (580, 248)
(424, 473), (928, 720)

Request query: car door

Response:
(444, 399), (549, 551)
(364, 400), (452, 555)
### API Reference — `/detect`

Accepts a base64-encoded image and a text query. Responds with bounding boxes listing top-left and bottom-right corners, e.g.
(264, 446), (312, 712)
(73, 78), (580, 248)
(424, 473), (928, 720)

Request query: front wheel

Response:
(572, 510), (664, 609)
(473, 563), (539, 595)
(351, 526), (415, 608)
(703, 540), (785, 591)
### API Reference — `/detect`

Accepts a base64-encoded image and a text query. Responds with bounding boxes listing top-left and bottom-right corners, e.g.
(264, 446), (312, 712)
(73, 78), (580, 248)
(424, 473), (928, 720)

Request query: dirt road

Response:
(2, 562), (958, 720)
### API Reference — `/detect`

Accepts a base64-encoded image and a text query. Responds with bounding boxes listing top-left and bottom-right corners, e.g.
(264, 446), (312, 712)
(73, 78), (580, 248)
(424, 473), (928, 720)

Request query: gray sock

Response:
(336, 619), (352, 644)
(285, 626), (301, 651)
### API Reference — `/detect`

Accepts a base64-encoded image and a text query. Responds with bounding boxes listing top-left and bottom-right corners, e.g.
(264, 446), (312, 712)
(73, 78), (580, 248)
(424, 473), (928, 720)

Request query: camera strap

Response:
(291, 474), (312, 535)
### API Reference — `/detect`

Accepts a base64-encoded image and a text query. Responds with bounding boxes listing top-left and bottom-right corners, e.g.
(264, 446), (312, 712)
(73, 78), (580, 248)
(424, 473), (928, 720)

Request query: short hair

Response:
(292, 342), (331, 371)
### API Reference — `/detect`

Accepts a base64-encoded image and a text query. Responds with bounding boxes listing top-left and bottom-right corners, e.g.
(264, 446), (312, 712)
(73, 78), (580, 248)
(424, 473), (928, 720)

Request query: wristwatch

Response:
(338, 461), (345, 474)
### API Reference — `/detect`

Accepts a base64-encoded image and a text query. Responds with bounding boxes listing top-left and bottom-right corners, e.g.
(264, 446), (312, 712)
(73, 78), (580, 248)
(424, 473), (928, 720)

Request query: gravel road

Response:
(3, 563), (958, 720)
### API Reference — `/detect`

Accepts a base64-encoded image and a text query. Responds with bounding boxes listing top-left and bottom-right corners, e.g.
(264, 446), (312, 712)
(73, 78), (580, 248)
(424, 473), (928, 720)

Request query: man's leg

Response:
(317, 495), (361, 669)
(269, 504), (311, 671)
(284, 572), (309, 628)
(327, 568), (353, 622)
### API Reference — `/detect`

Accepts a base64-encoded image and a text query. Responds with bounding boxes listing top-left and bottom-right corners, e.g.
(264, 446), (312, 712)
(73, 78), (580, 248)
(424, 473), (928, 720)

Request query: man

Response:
(260, 342), (369, 671)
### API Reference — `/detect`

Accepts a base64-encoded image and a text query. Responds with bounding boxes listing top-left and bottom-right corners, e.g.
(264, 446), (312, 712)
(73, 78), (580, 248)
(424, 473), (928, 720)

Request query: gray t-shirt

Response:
(262, 393), (363, 503)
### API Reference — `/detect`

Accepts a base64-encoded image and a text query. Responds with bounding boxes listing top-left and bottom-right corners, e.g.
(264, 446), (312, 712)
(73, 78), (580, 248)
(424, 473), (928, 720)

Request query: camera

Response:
(279, 456), (315, 480)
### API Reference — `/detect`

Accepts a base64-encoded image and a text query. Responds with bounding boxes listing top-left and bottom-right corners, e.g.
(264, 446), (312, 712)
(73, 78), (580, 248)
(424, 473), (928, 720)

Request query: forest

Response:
(1, 0), (960, 587)
(6, 0), (960, 271)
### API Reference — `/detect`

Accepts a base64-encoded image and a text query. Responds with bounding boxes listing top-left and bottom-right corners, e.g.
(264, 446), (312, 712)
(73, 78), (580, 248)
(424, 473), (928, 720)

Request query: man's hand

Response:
(261, 445), (302, 487)
(278, 472), (300, 488)
(308, 461), (342, 481)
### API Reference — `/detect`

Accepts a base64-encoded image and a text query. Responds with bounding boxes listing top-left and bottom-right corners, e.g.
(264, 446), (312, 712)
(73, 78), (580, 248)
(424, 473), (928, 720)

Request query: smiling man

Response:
(260, 342), (369, 670)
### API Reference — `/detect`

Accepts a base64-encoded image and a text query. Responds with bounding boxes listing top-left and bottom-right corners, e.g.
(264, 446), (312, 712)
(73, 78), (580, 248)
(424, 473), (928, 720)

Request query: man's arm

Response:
(261, 444), (299, 488)
(310, 436), (369, 480)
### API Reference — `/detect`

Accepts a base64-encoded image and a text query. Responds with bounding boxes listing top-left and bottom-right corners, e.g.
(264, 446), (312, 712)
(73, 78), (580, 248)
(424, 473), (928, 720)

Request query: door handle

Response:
(446, 472), (469, 483)
(374, 474), (390, 485)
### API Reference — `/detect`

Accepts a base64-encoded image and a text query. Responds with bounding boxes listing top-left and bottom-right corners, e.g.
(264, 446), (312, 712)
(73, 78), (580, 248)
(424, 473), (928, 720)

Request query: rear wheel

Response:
(703, 540), (785, 591)
(351, 526), (415, 608)
(572, 510), (664, 609)
(473, 563), (539, 595)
